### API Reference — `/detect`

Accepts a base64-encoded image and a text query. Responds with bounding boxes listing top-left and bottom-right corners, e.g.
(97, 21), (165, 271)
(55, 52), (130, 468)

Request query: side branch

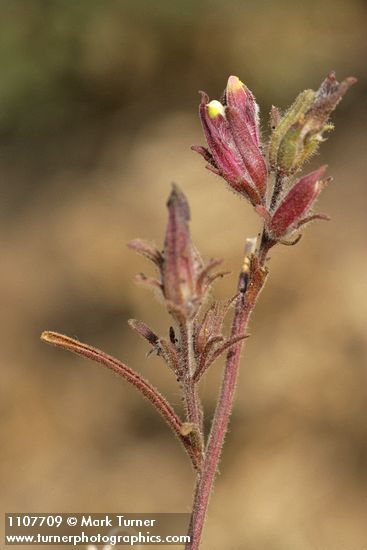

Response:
(41, 331), (202, 470)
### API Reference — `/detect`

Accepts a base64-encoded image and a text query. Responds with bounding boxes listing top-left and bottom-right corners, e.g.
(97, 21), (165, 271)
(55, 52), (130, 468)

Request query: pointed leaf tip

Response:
(41, 330), (55, 344)
(167, 184), (191, 222)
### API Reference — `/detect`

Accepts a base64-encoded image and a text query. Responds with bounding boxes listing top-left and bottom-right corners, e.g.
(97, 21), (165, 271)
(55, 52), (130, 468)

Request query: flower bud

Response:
(225, 76), (267, 196)
(192, 76), (267, 206)
(268, 89), (316, 174)
(269, 72), (356, 176)
(129, 186), (228, 321)
(225, 76), (261, 145)
(268, 166), (328, 239)
(161, 185), (227, 320)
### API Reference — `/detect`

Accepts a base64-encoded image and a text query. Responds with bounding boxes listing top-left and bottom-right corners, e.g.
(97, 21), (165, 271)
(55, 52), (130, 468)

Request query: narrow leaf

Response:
(41, 331), (202, 470)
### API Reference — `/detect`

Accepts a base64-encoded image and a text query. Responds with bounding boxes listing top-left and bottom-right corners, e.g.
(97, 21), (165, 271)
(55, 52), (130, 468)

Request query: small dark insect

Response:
(169, 326), (177, 344)
(239, 270), (249, 294)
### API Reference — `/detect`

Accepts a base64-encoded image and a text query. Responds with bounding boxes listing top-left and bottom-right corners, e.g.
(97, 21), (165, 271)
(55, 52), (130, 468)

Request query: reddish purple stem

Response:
(186, 256), (267, 549)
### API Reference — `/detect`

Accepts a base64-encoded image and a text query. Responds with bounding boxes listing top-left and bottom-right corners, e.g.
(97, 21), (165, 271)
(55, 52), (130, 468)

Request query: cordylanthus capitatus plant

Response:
(42, 71), (355, 549)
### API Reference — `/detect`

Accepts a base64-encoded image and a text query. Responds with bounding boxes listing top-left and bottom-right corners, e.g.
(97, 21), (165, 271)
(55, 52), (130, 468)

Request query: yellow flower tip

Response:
(207, 100), (226, 119)
(227, 75), (246, 92)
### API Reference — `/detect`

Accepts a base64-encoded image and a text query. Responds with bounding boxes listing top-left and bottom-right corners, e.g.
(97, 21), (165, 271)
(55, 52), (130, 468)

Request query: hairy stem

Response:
(179, 322), (205, 456)
(186, 250), (268, 549)
(270, 171), (283, 211)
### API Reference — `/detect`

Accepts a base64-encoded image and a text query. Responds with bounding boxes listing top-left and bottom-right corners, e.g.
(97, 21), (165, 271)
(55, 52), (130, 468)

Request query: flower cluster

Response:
(193, 72), (356, 243)
(192, 76), (267, 207)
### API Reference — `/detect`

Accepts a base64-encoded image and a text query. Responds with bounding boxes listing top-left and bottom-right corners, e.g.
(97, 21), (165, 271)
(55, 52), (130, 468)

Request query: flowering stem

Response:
(186, 248), (268, 549)
(40, 70), (355, 550)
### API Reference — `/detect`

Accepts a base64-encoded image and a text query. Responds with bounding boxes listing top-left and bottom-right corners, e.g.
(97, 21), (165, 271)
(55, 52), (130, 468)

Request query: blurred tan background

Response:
(0, 1), (366, 549)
